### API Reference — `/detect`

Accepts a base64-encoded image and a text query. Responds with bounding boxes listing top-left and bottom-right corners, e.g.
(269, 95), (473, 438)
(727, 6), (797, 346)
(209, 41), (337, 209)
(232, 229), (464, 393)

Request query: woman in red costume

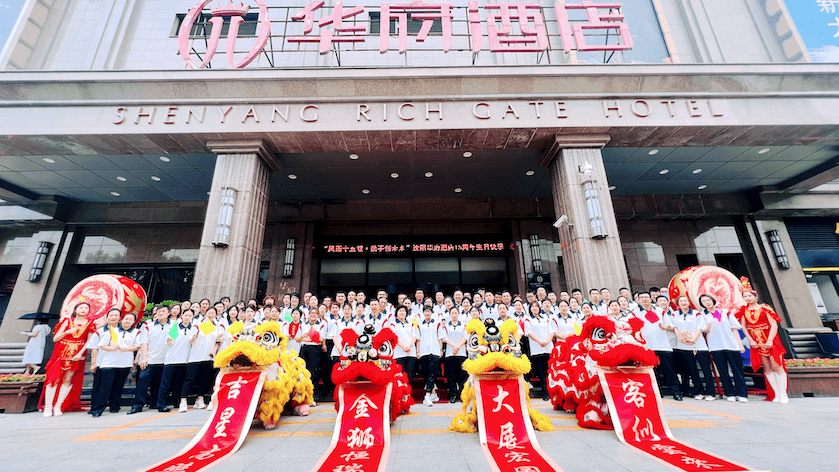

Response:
(42, 302), (97, 416)
(735, 277), (788, 403)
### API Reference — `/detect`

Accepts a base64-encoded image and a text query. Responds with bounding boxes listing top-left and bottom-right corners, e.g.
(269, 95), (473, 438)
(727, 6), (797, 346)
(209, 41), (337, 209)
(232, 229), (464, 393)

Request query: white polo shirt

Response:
(369, 313), (393, 332)
(164, 323), (193, 364)
(392, 320), (419, 359)
(410, 302), (425, 320)
(480, 303), (499, 322)
(634, 305), (673, 352)
(703, 309), (743, 352)
(98, 327), (141, 368)
(140, 319), (171, 365)
(300, 319), (327, 346)
(524, 314), (554, 356)
(444, 320), (466, 358)
(188, 321), (223, 363)
(418, 319), (444, 357)
(283, 321), (303, 354)
(331, 317), (360, 356)
(551, 313), (578, 337)
(669, 309), (709, 351)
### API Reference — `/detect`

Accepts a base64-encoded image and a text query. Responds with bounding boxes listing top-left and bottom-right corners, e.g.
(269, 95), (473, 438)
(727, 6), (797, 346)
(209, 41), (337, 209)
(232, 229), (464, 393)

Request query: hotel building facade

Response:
(0, 0), (837, 340)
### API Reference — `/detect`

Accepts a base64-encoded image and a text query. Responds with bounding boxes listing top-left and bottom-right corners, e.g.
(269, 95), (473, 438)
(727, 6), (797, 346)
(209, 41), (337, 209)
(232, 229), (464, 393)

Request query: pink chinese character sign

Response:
(178, 0), (272, 69)
(599, 368), (763, 472)
(140, 371), (267, 472)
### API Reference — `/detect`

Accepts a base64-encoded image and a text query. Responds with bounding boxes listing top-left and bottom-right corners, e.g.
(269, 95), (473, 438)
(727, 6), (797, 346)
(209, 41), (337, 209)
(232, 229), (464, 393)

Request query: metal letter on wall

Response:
(178, 0), (271, 69)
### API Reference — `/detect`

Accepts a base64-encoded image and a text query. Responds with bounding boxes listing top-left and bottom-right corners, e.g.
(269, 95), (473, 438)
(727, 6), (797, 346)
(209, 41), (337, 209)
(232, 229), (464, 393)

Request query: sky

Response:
(0, 1), (27, 57)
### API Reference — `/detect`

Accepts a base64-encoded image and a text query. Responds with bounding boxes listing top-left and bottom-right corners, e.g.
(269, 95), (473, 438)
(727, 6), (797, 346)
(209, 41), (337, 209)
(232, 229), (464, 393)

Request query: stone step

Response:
(0, 355), (25, 362)
(0, 349), (26, 356)
(0, 367), (27, 374)
(0, 343), (28, 349)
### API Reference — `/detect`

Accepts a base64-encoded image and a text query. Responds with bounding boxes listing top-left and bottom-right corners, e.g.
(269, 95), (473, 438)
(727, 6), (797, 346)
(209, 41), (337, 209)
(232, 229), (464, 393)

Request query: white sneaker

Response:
(694, 394), (705, 400)
(430, 392), (440, 402)
(311, 400), (317, 407)
(54, 407), (64, 416)
(43, 407), (53, 418)
(705, 395), (716, 402)
(206, 402), (214, 412)
(737, 396), (749, 403)
(178, 399), (188, 413)
(726, 396), (736, 402)
(195, 398), (206, 409)
(779, 395), (789, 404)
(423, 395), (432, 407)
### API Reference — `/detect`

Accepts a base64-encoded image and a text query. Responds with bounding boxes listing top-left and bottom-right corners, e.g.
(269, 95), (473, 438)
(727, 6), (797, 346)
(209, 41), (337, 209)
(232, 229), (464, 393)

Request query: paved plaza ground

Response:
(1, 394), (835, 472)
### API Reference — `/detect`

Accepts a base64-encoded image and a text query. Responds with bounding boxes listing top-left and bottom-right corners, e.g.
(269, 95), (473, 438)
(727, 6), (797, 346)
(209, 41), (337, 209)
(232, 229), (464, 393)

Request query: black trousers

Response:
(418, 354), (441, 392)
(444, 356), (466, 397)
(299, 344), (322, 396)
(397, 357), (417, 383)
(157, 363), (187, 408)
(674, 349), (714, 396)
(90, 367), (130, 414)
(654, 350), (681, 396)
(531, 353), (550, 397)
(711, 350), (748, 398)
(132, 363), (164, 409)
(320, 340), (336, 395)
(181, 360), (214, 400)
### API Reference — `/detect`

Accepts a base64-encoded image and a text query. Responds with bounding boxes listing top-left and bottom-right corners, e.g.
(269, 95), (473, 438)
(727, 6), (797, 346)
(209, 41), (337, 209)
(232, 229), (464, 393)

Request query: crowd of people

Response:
(36, 279), (790, 417)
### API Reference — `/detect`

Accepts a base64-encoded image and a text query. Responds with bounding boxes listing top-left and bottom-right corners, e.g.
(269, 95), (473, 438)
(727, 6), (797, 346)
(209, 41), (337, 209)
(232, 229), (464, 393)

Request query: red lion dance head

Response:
(332, 324), (413, 419)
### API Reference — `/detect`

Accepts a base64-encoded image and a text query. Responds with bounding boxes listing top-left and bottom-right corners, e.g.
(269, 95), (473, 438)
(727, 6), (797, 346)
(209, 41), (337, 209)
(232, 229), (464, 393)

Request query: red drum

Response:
(667, 265), (744, 311)
(60, 274), (147, 321)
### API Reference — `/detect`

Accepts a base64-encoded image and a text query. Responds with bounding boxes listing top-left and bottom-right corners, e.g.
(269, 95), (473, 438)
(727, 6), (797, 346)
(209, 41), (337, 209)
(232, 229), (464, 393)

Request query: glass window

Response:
(320, 259), (366, 286)
(415, 257), (459, 285)
(368, 258), (412, 286)
(461, 257), (507, 285)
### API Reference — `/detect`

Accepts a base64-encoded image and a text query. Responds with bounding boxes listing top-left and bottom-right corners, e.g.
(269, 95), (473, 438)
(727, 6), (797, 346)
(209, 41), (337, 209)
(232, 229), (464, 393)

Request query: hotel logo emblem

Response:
(178, 1), (271, 69)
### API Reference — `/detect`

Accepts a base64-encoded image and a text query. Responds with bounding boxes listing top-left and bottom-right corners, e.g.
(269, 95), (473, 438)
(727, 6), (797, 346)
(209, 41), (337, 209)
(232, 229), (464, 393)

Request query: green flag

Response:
(168, 322), (180, 340)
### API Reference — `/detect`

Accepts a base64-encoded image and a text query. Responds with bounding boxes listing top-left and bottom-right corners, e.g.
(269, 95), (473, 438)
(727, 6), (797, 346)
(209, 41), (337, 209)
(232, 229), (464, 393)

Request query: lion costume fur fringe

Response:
(214, 321), (314, 429)
(450, 318), (554, 433)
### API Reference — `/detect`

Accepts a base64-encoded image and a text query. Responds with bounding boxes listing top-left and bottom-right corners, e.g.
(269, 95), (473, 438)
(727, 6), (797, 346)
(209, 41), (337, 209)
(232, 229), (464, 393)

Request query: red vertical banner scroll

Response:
(599, 368), (763, 472)
(140, 370), (267, 472)
(311, 381), (392, 472)
(474, 372), (563, 472)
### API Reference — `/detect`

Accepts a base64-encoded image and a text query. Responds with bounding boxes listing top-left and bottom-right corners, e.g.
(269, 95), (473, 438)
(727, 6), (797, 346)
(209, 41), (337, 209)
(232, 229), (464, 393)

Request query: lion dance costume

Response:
(309, 324), (413, 472)
(332, 324), (414, 418)
(450, 318), (554, 433)
(548, 315), (659, 429)
(215, 321), (315, 428)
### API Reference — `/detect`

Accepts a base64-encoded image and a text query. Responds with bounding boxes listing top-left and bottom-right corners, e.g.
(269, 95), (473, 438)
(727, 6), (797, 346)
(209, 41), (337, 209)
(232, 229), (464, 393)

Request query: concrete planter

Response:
(787, 366), (839, 397)
(0, 381), (43, 413)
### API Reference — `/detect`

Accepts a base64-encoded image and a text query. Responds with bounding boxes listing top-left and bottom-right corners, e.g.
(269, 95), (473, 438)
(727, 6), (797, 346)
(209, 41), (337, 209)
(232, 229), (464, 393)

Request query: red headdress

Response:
(739, 276), (757, 295)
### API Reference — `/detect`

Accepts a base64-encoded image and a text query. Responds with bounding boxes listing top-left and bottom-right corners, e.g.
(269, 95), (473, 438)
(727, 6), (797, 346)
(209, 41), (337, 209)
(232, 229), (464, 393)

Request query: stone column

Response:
(540, 135), (629, 292)
(191, 139), (278, 303)
(742, 218), (821, 328)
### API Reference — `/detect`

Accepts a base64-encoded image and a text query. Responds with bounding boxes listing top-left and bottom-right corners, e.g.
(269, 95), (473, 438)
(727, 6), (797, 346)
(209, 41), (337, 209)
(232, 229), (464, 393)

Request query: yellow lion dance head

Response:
(214, 321), (286, 368)
(214, 321), (314, 429)
(451, 318), (554, 433)
(463, 318), (531, 375)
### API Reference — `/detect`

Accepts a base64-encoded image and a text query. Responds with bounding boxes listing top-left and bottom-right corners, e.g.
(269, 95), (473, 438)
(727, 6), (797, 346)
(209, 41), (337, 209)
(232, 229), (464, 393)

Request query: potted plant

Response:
(785, 358), (839, 397)
(0, 373), (46, 413)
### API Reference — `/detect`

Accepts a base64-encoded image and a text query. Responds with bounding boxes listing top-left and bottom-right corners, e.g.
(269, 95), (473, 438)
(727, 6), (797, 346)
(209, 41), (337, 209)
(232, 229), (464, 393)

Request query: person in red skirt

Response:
(42, 302), (97, 417)
(735, 277), (788, 403)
